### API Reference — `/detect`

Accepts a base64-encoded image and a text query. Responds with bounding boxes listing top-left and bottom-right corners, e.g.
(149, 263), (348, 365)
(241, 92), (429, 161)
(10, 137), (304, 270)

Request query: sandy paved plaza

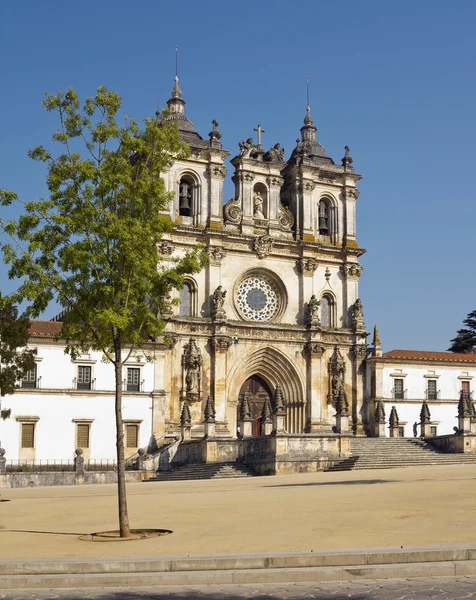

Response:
(1, 464), (476, 560)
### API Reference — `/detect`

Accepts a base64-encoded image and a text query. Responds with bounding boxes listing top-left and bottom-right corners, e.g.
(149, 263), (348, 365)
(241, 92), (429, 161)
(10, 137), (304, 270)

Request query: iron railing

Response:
(392, 388), (407, 399)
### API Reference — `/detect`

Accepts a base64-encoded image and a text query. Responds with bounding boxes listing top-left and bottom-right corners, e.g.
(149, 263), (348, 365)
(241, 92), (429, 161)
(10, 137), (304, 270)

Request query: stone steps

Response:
(148, 462), (255, 482)
(327, 438), (476, 471)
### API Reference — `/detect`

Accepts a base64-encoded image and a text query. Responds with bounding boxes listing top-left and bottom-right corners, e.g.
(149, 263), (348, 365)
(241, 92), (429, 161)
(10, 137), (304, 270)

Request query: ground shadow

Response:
(4, 529), (87, 536)
(266, 479), (393, 488)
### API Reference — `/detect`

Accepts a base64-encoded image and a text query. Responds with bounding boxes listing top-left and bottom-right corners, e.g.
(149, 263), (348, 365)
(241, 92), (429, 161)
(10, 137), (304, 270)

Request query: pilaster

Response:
(304, 341), (328, 432)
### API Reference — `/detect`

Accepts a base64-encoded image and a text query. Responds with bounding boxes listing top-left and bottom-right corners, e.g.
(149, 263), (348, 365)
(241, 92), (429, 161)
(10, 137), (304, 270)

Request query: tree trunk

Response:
(114, 335), (131, 537)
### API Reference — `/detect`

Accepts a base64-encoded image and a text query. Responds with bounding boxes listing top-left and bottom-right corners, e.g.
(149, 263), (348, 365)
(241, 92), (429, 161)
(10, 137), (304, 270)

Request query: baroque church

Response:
(4, 74), (476, 477)
(158, 74), (368, 441)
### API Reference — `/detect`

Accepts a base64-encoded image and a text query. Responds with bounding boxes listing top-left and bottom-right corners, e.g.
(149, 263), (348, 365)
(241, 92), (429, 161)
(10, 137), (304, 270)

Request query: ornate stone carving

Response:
(266, 175), (283, 187)
(239, 390), (252, 420)
(160, 294), (174, 320)
(180, 401), (192, 426)
(158, 241), (175, 256)
(212, 285), (227, 321)
(325, 267), (331, 282)
(238, 138), (257, 159)
(375, 401), (386, 423)
(205, 246), (227, 264)
(303, 181), (316, 193)
(389, 405), (399, 427)
(163, 332), (179, 348)
(278, 204), (295, 231)
(263, 144), (285, 164)
(243, 172), (255, 182)
(458, 390), (472, 418)
(210, 335), (232, 352)
(260, 397), (272, 423)
(340, 264), (364, 280)
(204, 395), (216, 423)
(351, 298), (366, 333)
(335, 387), (349, 417)
(344, 187), (360, 200)
(74, 448), (84, 474)
(224, 197), (243, 225)
(181, 337), (203, 403)
(306, 295), (321, 328)
(328, 346), (345, 406)
(341, 145), (353, 169)
(273, 384), (287, 415)
(253, 235), (274, 259)
(352, 344), (368, 360)
(297, 258), (318, 275)
(304, 342), (326, 357)
(208, 164), (227, 179)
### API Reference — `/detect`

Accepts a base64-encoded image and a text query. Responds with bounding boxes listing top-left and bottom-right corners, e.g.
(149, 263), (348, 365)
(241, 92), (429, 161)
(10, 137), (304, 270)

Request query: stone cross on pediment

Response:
(254, 124), (265, 146)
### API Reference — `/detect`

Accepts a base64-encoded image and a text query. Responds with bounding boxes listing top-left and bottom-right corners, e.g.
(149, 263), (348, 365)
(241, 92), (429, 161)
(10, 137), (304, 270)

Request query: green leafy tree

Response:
(449, 310), (476, 353)
(0, 88), (206, 537)
(0, 295), (36, 419)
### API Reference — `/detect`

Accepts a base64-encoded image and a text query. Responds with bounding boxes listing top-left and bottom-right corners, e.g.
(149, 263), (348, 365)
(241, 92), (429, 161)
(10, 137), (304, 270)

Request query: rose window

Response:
(236, 275), (280, 322)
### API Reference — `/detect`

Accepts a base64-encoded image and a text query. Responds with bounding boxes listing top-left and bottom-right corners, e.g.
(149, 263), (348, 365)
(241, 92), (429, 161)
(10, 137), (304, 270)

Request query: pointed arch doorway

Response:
(238, 375), (272, 436)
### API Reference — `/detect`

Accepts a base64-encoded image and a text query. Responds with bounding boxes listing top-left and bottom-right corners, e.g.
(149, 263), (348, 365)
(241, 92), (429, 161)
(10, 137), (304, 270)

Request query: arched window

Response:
(179, 280), (197, 317)
(179, 176), (194, 217)
(318, 199), (330, 235)
(321, 294), (335, 328)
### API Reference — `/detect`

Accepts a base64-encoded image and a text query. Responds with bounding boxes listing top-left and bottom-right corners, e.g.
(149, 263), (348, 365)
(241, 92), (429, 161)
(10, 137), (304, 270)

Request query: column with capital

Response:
(305, 342), (329, 432)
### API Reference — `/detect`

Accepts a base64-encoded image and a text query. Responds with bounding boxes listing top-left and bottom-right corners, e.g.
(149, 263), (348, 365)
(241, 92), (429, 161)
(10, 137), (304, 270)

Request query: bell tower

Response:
(162, 75), (230, 228)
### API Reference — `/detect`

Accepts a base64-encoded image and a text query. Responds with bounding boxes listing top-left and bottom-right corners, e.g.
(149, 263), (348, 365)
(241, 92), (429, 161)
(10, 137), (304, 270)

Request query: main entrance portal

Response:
(238, 375), (272, 436)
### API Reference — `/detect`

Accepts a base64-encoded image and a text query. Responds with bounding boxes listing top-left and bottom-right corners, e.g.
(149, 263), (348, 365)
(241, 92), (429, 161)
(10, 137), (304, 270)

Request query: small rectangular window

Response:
(430, 426), (437, 437)
(394, 378), (404, 399)
(76, 423), (90, 448)
(126, 424), (139, 448)
(398, 426), (405, 438)
(22, 365), (37, 389)
(21, 423), (35, 448)
(127, 368), (140, 392)
(427, 380), (437, 400)
(77, 366), (92, 390)
(462, 381), (470, 395)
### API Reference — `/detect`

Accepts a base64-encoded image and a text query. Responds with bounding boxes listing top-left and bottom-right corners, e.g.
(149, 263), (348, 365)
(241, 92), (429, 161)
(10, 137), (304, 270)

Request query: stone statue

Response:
(253, 190), (265, 219)
(181, 337), (203, 403)
(352, 298), (365, 332)
(238, 138), (255, 158)
(306, 294), (320, 327)
(212, 285), (227, 320)
(263, 143), (285, 163)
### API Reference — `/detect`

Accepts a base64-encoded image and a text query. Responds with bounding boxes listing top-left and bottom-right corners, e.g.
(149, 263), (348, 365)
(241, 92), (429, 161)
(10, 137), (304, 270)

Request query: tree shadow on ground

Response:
(265, 479), (393, 488)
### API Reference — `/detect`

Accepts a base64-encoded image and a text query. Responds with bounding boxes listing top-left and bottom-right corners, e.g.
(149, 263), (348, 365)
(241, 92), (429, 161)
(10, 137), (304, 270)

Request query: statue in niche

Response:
(328, 346), (345, 406)
(352, 298), (365, 332)
(212, 285), (227, 320)
(306, 294), (321, 328)
(253, 190), (265, 219)
(181, 337), (203, 403)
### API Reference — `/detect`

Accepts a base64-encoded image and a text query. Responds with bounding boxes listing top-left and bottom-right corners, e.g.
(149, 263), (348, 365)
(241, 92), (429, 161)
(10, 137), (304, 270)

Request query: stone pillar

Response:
(343, 186), (360, 248)
(207, 163), (227, 228)
(388, 405), (400, 438)
(180, 402), (192, 441)
(272, 384), (287, 434)
(238, 390), (253, 438)
(352, 344), (367, 436)
(420, 401), (432, 438)
(73, 448), (84, 474)
(335, 387), (349, 434)
(203, 395), (216, 439)
(0, 448), (6, 475)
(305, 342), (326, 432)
(300, 177), (316, 241)
(458, 391), (472, 434)
(260, 397), (273, 436)
(374, 401), (386, 437)
(210, 335), (232, 426)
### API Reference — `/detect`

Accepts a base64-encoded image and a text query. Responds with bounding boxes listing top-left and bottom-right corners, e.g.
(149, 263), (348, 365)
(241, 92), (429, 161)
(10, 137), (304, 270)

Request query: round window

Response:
(236, 274), (281, 322)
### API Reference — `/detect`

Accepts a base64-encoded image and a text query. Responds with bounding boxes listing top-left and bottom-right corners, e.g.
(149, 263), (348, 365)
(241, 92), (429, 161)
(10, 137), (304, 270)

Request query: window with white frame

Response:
(22, 365), (37, 389)
(77, 366), (92, 391)
(126, 367), (140, 392)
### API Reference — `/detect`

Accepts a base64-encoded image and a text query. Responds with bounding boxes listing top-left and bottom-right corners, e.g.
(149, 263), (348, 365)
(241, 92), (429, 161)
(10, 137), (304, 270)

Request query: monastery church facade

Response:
(2, 77), (475, 465)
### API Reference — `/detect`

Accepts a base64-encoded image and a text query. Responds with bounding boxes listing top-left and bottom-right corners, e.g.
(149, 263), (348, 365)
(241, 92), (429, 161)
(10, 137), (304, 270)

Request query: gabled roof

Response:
(29, 320), (63, 339)
(382, 349), (476, 363)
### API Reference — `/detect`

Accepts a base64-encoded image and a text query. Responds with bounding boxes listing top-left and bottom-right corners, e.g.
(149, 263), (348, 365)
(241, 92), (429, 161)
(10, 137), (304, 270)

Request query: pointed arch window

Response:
(179, 280), (197, 317)
(321, 294), (335, 328)
(318, 199), (330, 235)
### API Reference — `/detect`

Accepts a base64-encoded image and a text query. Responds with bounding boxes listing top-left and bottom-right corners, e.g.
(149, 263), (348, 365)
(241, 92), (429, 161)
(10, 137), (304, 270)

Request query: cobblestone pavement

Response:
(2, 577), (476, 600)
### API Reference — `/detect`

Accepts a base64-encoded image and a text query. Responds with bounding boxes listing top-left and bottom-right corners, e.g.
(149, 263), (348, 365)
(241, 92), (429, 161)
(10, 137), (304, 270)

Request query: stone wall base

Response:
(428, 433), (476, 454)
(0, 470), (155, 489)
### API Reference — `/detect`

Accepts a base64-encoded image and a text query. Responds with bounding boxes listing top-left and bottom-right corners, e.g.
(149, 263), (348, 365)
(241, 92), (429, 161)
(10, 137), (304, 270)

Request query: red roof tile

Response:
(29, 320), (63, 338)
(382, 349), (476, 363)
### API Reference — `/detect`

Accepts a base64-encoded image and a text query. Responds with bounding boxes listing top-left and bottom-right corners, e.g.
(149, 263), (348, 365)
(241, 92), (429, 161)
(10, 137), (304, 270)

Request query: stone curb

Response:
(2, 544), (476, 589)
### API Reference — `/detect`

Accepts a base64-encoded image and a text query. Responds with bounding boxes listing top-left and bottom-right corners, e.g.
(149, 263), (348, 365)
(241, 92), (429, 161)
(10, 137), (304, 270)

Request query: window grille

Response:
(77, 366), (92, 391)
(77, 424), (90, 448)
(179, 283), (192, 317)
(22, 366), (37, 389)
(394, 378), (404, 399)
(126, 424), (139, 448)
(127, 368), (140, 392)
(430, 426), (437, 437)
(427, 380), (437, 400)
(462, 381), (470, 395)
(21, 423), (35, 448)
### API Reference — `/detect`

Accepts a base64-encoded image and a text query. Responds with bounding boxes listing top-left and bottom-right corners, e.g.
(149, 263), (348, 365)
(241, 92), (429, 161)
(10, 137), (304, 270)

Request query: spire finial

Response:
(171, 46), (182, 100)
(175, 45), (178, 78)
(373, 325), (381, 346)
(306, 76), (310, 110)
(304, 77), (313, 126)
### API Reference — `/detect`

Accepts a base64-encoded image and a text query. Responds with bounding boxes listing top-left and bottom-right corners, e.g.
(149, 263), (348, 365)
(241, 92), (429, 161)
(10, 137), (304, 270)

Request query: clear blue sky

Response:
(1, 0), (475, 352)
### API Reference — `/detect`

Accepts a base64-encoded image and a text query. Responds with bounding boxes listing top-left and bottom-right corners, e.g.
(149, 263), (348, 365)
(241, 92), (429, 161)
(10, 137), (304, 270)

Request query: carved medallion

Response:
(253, 235), (274, 259)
